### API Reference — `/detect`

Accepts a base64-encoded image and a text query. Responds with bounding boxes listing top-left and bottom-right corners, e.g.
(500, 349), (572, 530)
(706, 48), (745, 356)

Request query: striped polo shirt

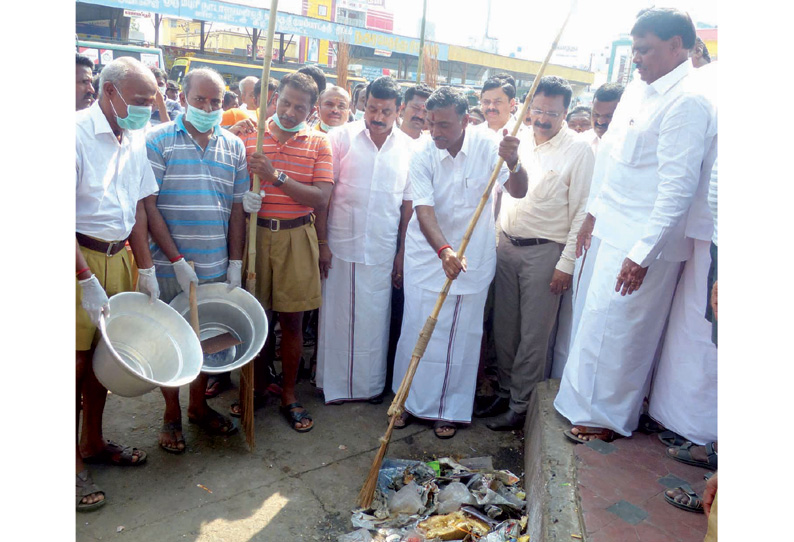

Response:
(241, 119), (333, 220)
(146, 114), (249, 280)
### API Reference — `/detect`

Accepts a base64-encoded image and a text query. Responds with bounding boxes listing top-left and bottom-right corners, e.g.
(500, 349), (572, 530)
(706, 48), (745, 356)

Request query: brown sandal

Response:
(564, 425), (618, 444)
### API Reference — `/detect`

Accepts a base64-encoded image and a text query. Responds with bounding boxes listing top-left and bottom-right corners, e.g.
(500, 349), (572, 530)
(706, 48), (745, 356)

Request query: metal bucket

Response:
(169, 284), (267, 374)
(93, 292), (204, 397)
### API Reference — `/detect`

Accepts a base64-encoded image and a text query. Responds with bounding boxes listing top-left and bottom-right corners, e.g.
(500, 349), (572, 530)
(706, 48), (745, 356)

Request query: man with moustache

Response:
(555, 8), (717, 443)
(316, 85), (350, 133)
(486, 76), (595, 431)
(582, 83), (624, 155)
(478, 75), (519, 133)
(399, 83), (433, 141)
(236, 73), (333, 432)
(76, 53), (95, 110)
(314, 76), (414, 404)
(393, 87), (527, 439)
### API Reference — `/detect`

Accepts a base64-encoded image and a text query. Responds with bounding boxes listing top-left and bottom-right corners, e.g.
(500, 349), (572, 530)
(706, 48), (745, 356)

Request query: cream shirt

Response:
(500, 123), (595, 274)
(76, 102), (159, 242)
(327, 120), (414, 265)
(405, 128), (508, 295)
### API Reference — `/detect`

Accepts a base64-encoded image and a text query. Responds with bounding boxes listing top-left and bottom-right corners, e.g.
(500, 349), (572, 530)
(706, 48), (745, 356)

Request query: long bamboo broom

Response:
(356, 1), (579, 509)
(241, 0), (280, 452)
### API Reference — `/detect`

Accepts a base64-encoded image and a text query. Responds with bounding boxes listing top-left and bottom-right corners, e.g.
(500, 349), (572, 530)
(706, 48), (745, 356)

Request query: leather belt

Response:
(504, 234), (551, 247)
(76, 232), (128, 256)
(257, 213), (314, 232)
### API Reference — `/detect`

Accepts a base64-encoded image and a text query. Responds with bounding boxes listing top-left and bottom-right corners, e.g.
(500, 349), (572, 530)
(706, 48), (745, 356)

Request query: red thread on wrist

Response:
(169, 255), (184, 263)
(437, 244), (452, 258)
(76, 267), (91, 277)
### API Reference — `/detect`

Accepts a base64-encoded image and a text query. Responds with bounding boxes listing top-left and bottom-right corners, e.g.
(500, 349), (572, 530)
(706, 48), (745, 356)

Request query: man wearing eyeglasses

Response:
(485, 76), (595, 431)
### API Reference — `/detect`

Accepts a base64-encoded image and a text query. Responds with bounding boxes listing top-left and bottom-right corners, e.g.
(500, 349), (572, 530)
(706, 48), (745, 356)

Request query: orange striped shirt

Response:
(241, 119), (334, 220)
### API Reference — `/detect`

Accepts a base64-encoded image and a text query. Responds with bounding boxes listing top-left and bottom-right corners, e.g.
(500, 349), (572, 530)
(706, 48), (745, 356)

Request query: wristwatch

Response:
(510, 157), (522, 173)
(273, 170), (288, 187)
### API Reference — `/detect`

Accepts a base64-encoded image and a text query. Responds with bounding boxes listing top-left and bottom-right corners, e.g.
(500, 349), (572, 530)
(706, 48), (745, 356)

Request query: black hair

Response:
(254, 77), (278, 98)
(365, 76), (402, 108)
(166, 79), (179, 91)
(694, 37), (711, 63)
(535, 75), (573, 110)
(297, 65), (326, 94)
(469, 106), (485, 119)
(149, 66), (168, 81)
(481, 76), (516, 100)
(404, 83), (433, 104)
(425, 86), (468, 117)
(567, 105), (591, 122)
(223, 91), (237, 108)
(76, 53), (94, 70)
(492, 72), (517, 89)
(594, 83), (624, 103)
(278, 72), (319, 107)
(631, 7), (697, 49)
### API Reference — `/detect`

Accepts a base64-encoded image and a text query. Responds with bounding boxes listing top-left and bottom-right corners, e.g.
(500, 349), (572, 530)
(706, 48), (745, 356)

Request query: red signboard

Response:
(366, 9), (393, 32)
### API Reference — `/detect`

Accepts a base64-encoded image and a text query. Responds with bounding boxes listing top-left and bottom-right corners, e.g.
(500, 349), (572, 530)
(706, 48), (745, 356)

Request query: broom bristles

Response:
(240, 362), (255, 451)
(357, 415), (398, 508)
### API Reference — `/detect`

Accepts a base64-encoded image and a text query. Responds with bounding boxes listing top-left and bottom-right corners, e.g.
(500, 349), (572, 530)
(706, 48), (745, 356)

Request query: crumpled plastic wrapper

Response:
(337, 528), (373, 542)
(437, 481), (477, 514)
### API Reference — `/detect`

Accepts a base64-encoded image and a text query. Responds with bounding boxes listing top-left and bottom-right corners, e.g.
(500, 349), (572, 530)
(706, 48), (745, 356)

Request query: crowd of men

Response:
(74, 8), (717, 534)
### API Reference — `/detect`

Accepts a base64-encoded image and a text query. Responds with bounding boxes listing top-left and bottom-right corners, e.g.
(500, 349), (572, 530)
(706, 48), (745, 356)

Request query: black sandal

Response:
(664, 486), (704, 513)
(280, 402), (313, 433)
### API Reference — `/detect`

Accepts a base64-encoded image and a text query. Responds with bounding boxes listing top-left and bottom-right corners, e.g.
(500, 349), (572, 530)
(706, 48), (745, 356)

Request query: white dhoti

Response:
(317, 258), (392, 403)
(554, 238), (680, 436)
(648, 239), (717, 445)
(551, 237), (601, 379)
(393, 282), (488, 423)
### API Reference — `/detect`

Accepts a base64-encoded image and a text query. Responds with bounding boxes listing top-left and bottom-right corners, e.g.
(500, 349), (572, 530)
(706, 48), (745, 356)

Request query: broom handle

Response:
(245, 0), (280, 283)
(388, 1), (578, 415)
(188, 262), (200, 338)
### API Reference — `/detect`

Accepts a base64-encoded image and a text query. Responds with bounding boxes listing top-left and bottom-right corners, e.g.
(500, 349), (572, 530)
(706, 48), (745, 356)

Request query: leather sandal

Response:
(666, 441), (718, 470)
(76, 470), (106, 512)
(564, 425), (619, 444)
(280, 402), (313, 433)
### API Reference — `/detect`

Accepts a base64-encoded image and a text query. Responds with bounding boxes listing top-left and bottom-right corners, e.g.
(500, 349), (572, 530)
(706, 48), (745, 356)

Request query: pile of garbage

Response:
(340, 457), (528, 542)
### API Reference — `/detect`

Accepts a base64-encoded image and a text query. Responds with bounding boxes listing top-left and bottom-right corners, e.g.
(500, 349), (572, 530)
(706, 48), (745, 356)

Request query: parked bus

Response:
(168, 56), (366, 94)
(76, 40), (165, 72)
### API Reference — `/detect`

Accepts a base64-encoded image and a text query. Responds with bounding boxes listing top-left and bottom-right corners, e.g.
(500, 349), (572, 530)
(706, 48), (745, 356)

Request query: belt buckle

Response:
(269, 218), (281, 232)
(106, 241), (116, 256)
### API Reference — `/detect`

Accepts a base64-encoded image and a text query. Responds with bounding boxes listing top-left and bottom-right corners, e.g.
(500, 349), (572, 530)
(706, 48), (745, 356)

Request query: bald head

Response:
(97, 57), (158, 133)
(318, 85), (351, 128)
(183, 68), (226, 97)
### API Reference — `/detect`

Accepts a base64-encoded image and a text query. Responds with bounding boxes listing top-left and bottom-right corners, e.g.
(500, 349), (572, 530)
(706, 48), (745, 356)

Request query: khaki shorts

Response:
(254, 218), (322, 313)
(76, 245), (134, 351)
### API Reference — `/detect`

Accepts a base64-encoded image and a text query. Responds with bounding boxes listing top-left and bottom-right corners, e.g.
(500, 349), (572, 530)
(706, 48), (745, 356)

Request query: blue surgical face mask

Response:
(354, 110), (365, 121)
(320, 120), (340, 133)
(185, 104), (223, 133)
(272, 113), (306, 133)
(110, 85), (152, 131)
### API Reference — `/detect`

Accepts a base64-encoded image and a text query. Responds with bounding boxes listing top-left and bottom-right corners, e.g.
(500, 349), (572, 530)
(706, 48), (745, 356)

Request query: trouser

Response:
(494, 233), (563, 414)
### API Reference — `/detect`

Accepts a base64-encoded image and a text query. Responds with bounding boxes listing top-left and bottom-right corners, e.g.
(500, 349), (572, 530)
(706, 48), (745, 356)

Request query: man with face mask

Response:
(149, 67), (183, 125)
(75, 57), (160, 511)
(393, 87), (527, 439)
(143, 67), (249, 453)
(313, 76), (413, 405)
(235, 73), (334, 433)
(486, 76), (595, 431)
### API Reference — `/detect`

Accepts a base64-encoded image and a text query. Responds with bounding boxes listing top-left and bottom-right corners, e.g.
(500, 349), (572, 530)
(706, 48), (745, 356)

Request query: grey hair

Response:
(98, 57), (155, 99)
(238, 76), (258, 93)
(183, 67), (226, 97)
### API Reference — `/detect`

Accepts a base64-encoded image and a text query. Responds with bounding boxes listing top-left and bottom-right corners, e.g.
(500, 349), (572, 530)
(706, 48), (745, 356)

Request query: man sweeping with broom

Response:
(392, 87), (527, 439)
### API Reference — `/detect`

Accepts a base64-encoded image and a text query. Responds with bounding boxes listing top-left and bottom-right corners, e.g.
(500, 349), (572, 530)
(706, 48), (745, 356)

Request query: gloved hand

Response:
(226, 260), (243, 291)
(136, 266), (160, 302)
(79, 274), (110, 327)
(172, 257), (199, 294)
(242, 189), (265, 214)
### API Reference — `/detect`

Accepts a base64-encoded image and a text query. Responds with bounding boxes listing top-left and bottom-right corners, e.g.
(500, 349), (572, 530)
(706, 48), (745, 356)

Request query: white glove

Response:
(242, 189), (265, 214)
(172, 257), (199, 294)
(79, 274), (110, 327)
(136, 266), (160, 302)
(226, 260), (243, 291)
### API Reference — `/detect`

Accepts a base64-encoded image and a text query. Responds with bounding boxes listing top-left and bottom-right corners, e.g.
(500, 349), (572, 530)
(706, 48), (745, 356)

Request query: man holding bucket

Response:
(76, 57), (161, 511)
(144, 67), (249, 452)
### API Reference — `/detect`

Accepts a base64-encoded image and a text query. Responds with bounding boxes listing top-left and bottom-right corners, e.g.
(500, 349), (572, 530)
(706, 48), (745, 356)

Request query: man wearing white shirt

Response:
(399, 83), (432, 140)
(315, 76), (414, 403)
(487, 76), (595, 431)
(75, 58), (160, 510)
(555, 8), (717, 443)
(392, 87), (527, 439)
(479, 75), (519, 133)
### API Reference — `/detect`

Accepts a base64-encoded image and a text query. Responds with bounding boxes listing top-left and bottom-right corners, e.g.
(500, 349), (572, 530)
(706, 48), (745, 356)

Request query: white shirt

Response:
(708, 156), (718, 246)
(405, 128), (509, 295)
(500, 123), (595, 274)
(76, 102), (159, 242)
(327, 120), (414, 265)
(589, 61), (717, 267)
(580, 129), (600, 156)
